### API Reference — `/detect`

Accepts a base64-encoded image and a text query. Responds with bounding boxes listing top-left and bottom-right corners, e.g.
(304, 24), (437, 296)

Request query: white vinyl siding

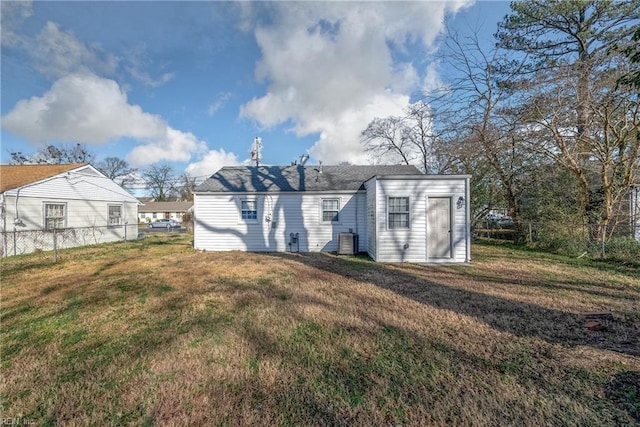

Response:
(193, 175), (469, 263)
(194, 192), (366, 253)
(365, 180), (377, 260)
(44, 203), (66, 229)
(1, 165), (139, 256)
(374, 177), (469, 263)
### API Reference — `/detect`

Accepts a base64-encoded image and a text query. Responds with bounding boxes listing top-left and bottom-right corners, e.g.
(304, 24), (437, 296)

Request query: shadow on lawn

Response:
(267, 252), (640, 358)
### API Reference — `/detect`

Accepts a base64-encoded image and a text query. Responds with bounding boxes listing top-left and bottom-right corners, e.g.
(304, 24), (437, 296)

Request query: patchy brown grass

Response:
(1, 234), (639, 426)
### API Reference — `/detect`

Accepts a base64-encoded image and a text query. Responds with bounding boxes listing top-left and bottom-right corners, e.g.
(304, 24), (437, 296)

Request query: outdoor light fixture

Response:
(457, 196), (465, 209)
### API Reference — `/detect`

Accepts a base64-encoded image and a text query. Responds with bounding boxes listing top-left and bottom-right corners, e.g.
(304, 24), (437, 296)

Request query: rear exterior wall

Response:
(194, 192), (367, 253)
(373, 177), (469, 263)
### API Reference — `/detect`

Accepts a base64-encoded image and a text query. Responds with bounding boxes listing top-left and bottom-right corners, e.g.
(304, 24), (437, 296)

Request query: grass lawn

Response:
(1, 234), (639, 426)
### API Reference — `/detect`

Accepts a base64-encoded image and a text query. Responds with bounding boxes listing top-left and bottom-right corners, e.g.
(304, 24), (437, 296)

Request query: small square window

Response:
(322, 199), (339, 223)
(241, 200), (257, 220)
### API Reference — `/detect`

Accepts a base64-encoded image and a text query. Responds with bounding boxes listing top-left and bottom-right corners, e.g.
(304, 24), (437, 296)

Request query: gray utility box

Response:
(338, 233), (359, 255)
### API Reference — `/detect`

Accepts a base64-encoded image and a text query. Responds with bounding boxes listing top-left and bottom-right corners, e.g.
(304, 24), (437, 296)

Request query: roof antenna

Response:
(318, 160), (323, 174)
(250, 137), (262, 167)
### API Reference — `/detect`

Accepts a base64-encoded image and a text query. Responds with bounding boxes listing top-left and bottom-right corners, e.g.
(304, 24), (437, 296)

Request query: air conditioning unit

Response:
(338, 232), (358, 255)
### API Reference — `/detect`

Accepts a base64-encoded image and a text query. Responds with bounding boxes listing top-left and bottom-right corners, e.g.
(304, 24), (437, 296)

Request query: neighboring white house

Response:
(138, 201), (193, 223)
(193, 165), (471, 263)
(0, 163), (139, 256)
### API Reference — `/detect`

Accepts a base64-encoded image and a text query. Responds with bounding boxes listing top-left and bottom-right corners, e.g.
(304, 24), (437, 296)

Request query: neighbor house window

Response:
(141, 213), (146, 218)
(44, 203), (66, 229)
(241, 200), (257, 220)
(388, 197), (409, 229)
(108, 205), (122, 226)
(152, 212), (157, 219)
(322, 199), (340, 223)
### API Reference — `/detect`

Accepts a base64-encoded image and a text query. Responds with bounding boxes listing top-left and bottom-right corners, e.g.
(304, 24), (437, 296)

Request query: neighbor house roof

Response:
(0, 163), (87, 193)
(138, 201), (193, 213)
(195, 165), (422, 193)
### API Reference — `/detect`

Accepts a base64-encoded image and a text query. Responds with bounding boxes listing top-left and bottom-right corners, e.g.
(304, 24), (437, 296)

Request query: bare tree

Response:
(10, 143), (95, 165)
(96, 157), (138, 189)
(438, 29), (534, 228)
(142, 164), (175, 201)
(361, 116), (411, 166)
(175, 173), (197, 201)
(361, 101), (453, 174)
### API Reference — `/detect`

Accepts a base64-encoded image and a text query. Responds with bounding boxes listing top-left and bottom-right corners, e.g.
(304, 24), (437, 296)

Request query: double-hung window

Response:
(44, 203), (66, 229)
(241, 200), (257, 220)
(108, 205), (122, 226)
(322, 199), (340, 223)
(388, 197), (410, 229)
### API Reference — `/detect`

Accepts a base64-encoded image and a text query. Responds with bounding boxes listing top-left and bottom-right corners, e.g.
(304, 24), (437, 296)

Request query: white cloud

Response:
(207, 92), (233, 116)
(127, 127), (208, 167)
(31, 22), (119, 79)
(5, 17), (174, 87)
(122, 44), (176, 87)
(0, 0), (33, 48)
(1, 72), (206, 167)
(240, 1), (470, 164)
(185, 149), (240, 179)
(126, 65), (175, 88)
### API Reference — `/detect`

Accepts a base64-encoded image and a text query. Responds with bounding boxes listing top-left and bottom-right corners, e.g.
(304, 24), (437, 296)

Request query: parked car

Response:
(147, 219), (181, 229)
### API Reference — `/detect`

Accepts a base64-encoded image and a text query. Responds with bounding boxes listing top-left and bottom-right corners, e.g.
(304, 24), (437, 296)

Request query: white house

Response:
(138, 201), (193, 223)
(0, 163), (139, 256)
(193, 165), (471, 263)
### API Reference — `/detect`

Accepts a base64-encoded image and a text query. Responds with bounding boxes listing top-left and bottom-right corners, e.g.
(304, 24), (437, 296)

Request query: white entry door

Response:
(427, 197), (451, 259)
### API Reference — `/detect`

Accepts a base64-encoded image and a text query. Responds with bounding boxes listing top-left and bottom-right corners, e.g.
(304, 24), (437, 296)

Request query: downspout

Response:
(15, 187), (21, 225)
(465, 176), (471, 262)
(1, 194), (5, 257)
(354, 191), (359, 251)
(123, 200), (128, 242)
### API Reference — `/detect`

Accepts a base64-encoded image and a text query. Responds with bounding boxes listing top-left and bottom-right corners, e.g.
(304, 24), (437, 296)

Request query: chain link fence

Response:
(1, 224), (141, 262)
(475, 219), (640, 262)
(0, 224), (191, 265)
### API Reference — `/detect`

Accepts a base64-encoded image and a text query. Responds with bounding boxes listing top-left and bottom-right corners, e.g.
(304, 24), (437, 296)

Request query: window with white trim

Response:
(388, 197), (409, 229)
(44, 203), (66, 229)
(241, 200), (257, 220)
(108, 204), (122, 226)
(322, 199), (340, 223)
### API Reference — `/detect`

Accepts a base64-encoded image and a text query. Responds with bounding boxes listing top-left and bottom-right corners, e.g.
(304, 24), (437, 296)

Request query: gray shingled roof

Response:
(195, 165), (422, 193)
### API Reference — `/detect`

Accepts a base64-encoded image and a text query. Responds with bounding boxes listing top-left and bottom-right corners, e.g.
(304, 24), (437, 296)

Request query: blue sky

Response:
(1, 1), (511, 182)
